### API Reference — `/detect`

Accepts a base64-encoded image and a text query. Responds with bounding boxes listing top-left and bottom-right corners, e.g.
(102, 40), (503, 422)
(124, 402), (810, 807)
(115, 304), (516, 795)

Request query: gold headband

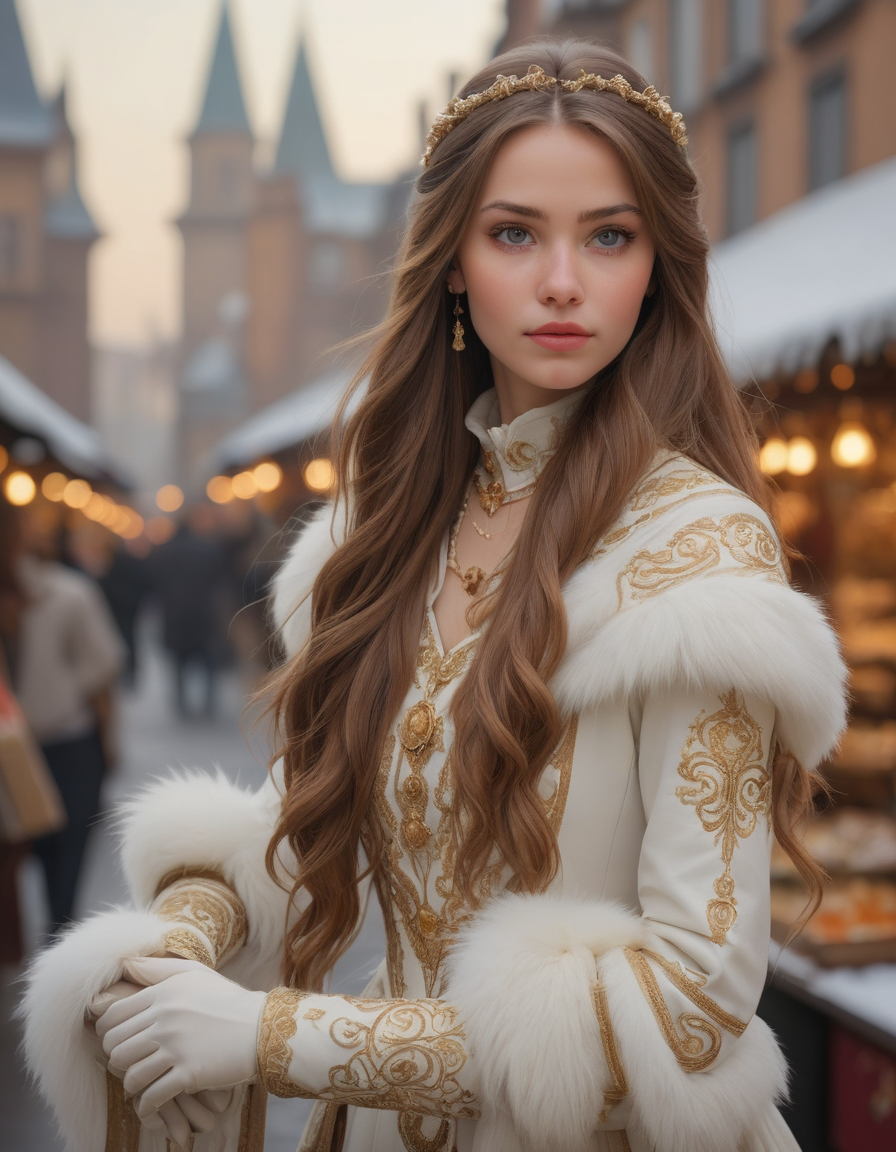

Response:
(421, 64), (688, 166)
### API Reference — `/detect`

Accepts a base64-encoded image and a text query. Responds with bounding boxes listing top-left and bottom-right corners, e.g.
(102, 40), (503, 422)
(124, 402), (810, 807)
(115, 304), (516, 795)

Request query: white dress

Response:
(22, 390), (847, 1152)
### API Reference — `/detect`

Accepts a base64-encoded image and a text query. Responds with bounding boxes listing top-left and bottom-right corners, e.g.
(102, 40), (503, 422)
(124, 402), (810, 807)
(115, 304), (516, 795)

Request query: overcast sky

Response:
(19, 0), (506, 345)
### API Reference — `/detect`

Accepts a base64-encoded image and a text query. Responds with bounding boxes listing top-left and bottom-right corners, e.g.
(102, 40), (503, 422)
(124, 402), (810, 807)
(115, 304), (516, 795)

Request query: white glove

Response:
(89, 978), (233, 1148)
(95, 956), (267, 1119)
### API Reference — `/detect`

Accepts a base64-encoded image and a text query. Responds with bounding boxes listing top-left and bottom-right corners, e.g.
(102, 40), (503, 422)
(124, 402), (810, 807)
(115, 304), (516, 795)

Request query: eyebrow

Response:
(479, 200), (642, 222)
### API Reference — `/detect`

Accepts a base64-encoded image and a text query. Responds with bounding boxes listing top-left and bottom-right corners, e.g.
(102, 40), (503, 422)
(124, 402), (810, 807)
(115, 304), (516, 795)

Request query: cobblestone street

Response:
(0, 623), (386, 1152)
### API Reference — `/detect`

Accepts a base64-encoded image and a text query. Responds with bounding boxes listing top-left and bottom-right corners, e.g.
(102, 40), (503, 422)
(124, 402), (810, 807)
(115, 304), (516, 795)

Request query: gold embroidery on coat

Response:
(592, 979), (629, 1121)
(153, 875), (247, 966)
(257, 988), (315, 1099)
(642, 950), (746, 1035)
(304, 1008), (326, 1021)
(321, 997), (479, 1119)
(162, 928), (214, 968)
(630, 468), (719, 510)
(617, 514), (784, 607)
(624, 949), (722, 1071)
(374, 621), (578, 999)
(396, 1111), (456, 1152)
(676, 690), (771, 944)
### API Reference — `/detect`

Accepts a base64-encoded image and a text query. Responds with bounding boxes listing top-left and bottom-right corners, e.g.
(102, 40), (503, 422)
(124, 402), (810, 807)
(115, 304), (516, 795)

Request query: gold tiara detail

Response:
(421, 64), (688, 166)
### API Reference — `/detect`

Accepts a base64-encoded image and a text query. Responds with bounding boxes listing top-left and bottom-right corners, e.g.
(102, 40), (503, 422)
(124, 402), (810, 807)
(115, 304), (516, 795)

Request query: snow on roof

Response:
(0, 353), (123, 481)
(710, 155), (896, 383)
(213, 368), (359, 470)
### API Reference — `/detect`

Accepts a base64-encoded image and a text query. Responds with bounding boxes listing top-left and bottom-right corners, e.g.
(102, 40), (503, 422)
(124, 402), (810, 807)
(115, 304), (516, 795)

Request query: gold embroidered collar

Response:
(464, 387), (586, 494)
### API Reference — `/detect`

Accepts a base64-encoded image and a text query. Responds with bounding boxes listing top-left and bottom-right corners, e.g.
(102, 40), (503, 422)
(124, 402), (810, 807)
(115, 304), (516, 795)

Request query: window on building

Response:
(0, 215), (21, 280)
(727, 0), (763, 63)
(808, 69), (847, 191)
(309, 241), (347, 296)
(627, 18), (653, 83)
(668, 0), (703, 111)
(726, 120), (757, 235)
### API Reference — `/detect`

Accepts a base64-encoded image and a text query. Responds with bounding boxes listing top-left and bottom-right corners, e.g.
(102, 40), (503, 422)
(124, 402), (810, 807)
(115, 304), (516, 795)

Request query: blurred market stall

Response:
(712, 152), (896, 1150)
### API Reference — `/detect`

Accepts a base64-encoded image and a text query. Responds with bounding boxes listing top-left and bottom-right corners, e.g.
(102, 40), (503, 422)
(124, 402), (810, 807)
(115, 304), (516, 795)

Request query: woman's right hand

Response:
(87, 980), (232, 1149)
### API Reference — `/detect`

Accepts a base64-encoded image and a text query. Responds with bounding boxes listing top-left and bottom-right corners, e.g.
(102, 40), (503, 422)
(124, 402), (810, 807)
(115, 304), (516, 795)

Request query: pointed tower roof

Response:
(193, 2), (251, 137)
(44, 85), (100, 241)
(0, 0), (53, 147)
(275, 39), (334, 180)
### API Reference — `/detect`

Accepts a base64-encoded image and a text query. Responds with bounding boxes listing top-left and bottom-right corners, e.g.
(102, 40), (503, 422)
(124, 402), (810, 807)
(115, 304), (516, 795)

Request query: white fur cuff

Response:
(446, 893), (794, 1152)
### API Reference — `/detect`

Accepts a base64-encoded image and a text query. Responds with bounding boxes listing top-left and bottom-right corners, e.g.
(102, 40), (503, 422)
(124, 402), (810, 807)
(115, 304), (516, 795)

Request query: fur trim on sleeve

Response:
(270, 503), (341, 659)
(446, 893), (793, 1152)
(118, 770), (295, 989)
(446, 893), (648, 1151)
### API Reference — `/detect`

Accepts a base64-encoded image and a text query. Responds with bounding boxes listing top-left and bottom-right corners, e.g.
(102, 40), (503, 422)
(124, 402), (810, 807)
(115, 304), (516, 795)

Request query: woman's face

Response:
(449, 122), (656, 420)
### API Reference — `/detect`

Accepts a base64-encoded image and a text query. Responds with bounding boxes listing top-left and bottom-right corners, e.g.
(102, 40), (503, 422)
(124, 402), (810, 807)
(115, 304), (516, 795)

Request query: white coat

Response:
(22, 398), (847, 1152)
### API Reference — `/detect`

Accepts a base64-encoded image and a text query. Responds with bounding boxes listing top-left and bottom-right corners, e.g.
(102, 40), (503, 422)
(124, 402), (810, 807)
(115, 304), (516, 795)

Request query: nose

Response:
(536, 242), (585, 308)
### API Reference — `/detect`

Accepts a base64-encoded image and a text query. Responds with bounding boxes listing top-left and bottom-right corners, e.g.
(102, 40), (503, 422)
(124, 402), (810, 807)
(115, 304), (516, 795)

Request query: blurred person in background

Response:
(149, 503), (231, 719)
(69, 525), (152, 687)
(0, 498), (123, 933)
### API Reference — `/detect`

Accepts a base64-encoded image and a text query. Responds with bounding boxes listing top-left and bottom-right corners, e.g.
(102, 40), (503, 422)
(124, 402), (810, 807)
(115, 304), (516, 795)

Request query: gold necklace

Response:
(475, 475), (537, 516)
(447, 490), (489, 597)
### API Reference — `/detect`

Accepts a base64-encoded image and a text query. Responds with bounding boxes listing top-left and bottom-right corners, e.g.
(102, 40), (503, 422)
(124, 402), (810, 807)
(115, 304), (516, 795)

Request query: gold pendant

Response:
(477, 481), (505, 516)
(461, 565), (486, 596)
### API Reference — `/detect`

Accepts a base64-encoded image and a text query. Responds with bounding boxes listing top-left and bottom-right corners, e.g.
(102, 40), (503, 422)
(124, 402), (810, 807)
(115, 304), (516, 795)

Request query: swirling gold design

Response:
(642, 950), (746, 1035)
(153, 873), (248, 967)
(617, 513), (784, 607)
(631, 468), (719, 511)
(323, 998), (479, 1119)
(676, 690), (771, 944)
(397, 1111), (455, 1151)
(257, 988), (315, 1099)
(623, 949), (722, 1071)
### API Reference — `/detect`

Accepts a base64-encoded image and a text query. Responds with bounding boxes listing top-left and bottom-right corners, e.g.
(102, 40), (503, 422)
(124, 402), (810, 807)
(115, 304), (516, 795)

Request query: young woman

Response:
(23, 38), (846, 1152)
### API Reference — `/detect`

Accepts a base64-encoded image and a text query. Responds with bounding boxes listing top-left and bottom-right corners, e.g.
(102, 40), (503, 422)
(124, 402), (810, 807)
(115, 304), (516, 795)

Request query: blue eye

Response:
(496, 226), (531, 245)
(591, 228), (628, 248)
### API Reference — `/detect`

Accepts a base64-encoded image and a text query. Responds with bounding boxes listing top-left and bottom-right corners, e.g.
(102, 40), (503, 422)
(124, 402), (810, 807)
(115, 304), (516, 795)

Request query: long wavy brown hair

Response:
(267, 37), (825, 990)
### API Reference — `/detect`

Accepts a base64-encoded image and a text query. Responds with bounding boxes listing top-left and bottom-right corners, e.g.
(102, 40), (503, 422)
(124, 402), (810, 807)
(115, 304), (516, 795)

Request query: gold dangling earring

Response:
(452, 294), (466, 352)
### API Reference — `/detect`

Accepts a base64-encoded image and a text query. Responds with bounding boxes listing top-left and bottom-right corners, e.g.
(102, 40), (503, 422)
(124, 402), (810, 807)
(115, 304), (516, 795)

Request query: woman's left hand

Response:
(94, 956), (267, 1119)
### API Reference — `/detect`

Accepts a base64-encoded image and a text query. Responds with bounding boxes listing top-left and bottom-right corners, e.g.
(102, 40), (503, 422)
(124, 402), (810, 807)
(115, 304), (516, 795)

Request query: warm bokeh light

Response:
(83, 493), (109, 522)
(831, 363), (855, 391)
(831, 422), (876, 468)
(62, 478), (92, 509)
(253, 460), (283, 493)
(4, 471), (36, 506)
(793, 369), (818, 394)
(231, 470), (258, 500)
(206, 475), (234, 504)
(156, 484), (185, 513)
(119, 509), (145, 540)
(786, 437), (817, 476)
(303, 457), (336, 492)
(759, 438), (788, 475)
(0, 445), (8, 472)
(145, 515), (175, 544)
(41, 471), (68, 501)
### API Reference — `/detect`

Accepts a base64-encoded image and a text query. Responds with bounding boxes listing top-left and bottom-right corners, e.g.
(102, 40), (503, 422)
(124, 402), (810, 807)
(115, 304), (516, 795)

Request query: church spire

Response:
(275, 38), (334, 180)
(0, 0), (53, 147)
(193, 1), (251, 137)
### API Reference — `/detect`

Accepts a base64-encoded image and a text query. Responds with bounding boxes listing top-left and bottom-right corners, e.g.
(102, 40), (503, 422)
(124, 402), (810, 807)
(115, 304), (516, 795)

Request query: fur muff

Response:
(555, 570), (847, 771)
(117, 768), (298, 991)
(446, 893), (795, 1152)
(446, 893), (648, 1152)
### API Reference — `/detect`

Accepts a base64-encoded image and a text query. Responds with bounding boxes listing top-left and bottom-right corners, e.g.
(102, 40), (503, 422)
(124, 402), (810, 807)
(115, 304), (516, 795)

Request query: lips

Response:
(526, 323), (591, 351)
